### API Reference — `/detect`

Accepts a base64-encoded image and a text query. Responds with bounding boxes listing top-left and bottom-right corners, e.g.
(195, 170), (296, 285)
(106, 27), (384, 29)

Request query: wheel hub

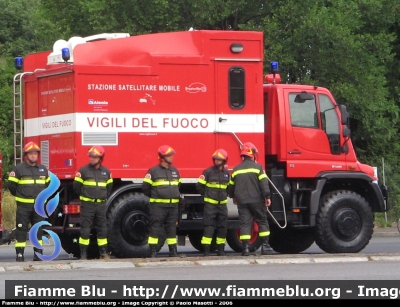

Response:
(122, 211), (149, 244)
(333, 208), (361, 240)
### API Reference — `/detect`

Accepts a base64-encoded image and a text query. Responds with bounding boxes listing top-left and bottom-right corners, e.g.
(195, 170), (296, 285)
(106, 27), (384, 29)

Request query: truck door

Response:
(214, 62), (264, 169)
(285, 89), (346, 176)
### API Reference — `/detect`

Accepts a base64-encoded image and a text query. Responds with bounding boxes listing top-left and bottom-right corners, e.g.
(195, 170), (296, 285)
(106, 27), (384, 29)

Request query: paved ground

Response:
(0, 225), (397, 272)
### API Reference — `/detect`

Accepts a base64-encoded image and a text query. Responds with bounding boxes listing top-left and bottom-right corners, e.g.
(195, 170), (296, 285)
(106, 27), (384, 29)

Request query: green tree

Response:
(0, 57), (17, 173)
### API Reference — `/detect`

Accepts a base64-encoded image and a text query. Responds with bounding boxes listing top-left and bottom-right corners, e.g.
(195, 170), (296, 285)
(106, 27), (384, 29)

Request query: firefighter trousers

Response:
(202, 203), (227, 243)
(237, 202), (270, 240)
(16, 203), (45, 243)
(148, 204), (178, 245)
(79, 202), (107, 245)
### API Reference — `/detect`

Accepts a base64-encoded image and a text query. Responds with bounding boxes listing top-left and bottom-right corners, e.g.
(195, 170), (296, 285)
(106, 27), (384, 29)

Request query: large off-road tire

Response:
(60, 233), (99, 259)
(187, 231), (217, 252)
(269, 225), (315, 254)
(315, 190), (373, 253)
(107, 192), (165, 258)
(226, 222), (262, 253)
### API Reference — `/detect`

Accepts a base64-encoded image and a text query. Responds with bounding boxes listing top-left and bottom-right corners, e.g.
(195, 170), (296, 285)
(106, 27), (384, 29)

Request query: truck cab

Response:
(262, 66), (388, 253)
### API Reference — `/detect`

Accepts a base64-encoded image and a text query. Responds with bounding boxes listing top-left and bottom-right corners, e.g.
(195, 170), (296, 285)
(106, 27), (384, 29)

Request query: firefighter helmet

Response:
(23, 142), (40, 154)
(240, 142), (258, 158)
(88, 145), (105, 157)
(158, 145), (176, 158)
(212, 149), (228, 162)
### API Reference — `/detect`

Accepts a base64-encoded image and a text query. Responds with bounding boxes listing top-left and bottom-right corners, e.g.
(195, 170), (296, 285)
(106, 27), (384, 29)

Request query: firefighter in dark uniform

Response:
(228, 142), (273, 256)
(196, 149), (230, 257)
(7, 142), (50, 262)
(73, 145), (113, 260)
(142, 145), (182, 258)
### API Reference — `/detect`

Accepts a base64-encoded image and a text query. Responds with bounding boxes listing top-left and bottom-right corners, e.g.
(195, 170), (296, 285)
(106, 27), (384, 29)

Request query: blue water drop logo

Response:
(29, 171), (62, 261)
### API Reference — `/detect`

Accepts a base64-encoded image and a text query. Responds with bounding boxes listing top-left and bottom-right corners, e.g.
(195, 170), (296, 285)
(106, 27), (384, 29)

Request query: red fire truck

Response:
(12, 30), (387, 258)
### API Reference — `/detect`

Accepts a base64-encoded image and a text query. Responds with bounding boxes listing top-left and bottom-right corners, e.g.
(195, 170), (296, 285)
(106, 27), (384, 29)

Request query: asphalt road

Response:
(0, 234), (399, 262)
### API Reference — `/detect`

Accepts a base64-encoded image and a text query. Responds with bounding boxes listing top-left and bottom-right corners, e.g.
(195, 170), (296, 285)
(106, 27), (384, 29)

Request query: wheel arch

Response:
(106, 183), (143, 211)
(316, 172), (386, 212)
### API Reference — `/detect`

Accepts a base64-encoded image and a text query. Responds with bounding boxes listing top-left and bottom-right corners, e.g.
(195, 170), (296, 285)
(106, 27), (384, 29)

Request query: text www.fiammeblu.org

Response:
(6, 284), (400, 302)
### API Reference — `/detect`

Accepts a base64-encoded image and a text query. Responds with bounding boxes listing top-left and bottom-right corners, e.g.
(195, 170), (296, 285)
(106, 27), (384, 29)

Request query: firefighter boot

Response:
(99, 245), (110, 260)
(168, 244), (178, 257)
(149, 245), (157, 258)
(80, 244), (88, 260)
(203, 245), (210, 257)
(33, 247), (43, 261)
(261, 236), (274, 255)
(217, 244), (225, 256)
(241, 240), (250, 256)
(15, 247), (24, 262)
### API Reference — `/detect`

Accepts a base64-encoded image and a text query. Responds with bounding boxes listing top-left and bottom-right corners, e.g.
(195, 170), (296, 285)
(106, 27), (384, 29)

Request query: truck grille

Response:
(81, 132), (118, 145)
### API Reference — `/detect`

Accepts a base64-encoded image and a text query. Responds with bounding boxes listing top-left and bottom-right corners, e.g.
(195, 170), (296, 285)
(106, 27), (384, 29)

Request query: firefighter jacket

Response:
(142, 164), (181, 205)
(73, 164), (113, 203)
(7, 162), (50, 204)
(196, 166), (230, 205)
(228, 157), (271, 205)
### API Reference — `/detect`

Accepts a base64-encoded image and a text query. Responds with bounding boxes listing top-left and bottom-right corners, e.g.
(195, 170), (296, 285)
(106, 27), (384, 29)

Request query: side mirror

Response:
(343, 125), (351, 137)
(294, 92), (314, 103)
(338, 104), (349, 125)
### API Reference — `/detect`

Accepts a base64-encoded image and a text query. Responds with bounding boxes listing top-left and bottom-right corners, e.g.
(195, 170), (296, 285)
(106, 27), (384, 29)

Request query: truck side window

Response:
(319, 94), (340, 154)
(289, 93), (318, 128)
(229, 67), (245, 109)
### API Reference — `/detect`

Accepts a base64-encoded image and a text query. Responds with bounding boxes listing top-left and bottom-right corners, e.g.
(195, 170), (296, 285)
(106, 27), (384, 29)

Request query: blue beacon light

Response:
(62, 48), (70, 62)
(15, 57), (23, 70)
(270, 61), (279, 74)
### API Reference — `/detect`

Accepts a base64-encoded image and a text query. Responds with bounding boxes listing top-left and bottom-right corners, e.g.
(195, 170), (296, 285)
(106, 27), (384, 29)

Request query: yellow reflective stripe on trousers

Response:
(216, 237), (226, 244)
(18, 179), (46, 184)
(204, 198), (228, 205)
(205, 183), (228, 189)
(149, 198), (179, 203)
(74, 177), (84, 183)
(15, 241), (27, 247)
(240, 235), (251, 240)
(152, 181), (180, 186)
(97, 238), (108, 246)
(231, 168), (261, 178)
(79, 196), (105, 202)
(148, 237), (158, 244)
(15, 197), (35, 203)
(82, 181), (107, 187)
(166, 238), (177, 245)
(79, 237), (90, 245)
(8, 176), (19, 183)
(201, 237), (212, 245)
(259, 231), (270, 237)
